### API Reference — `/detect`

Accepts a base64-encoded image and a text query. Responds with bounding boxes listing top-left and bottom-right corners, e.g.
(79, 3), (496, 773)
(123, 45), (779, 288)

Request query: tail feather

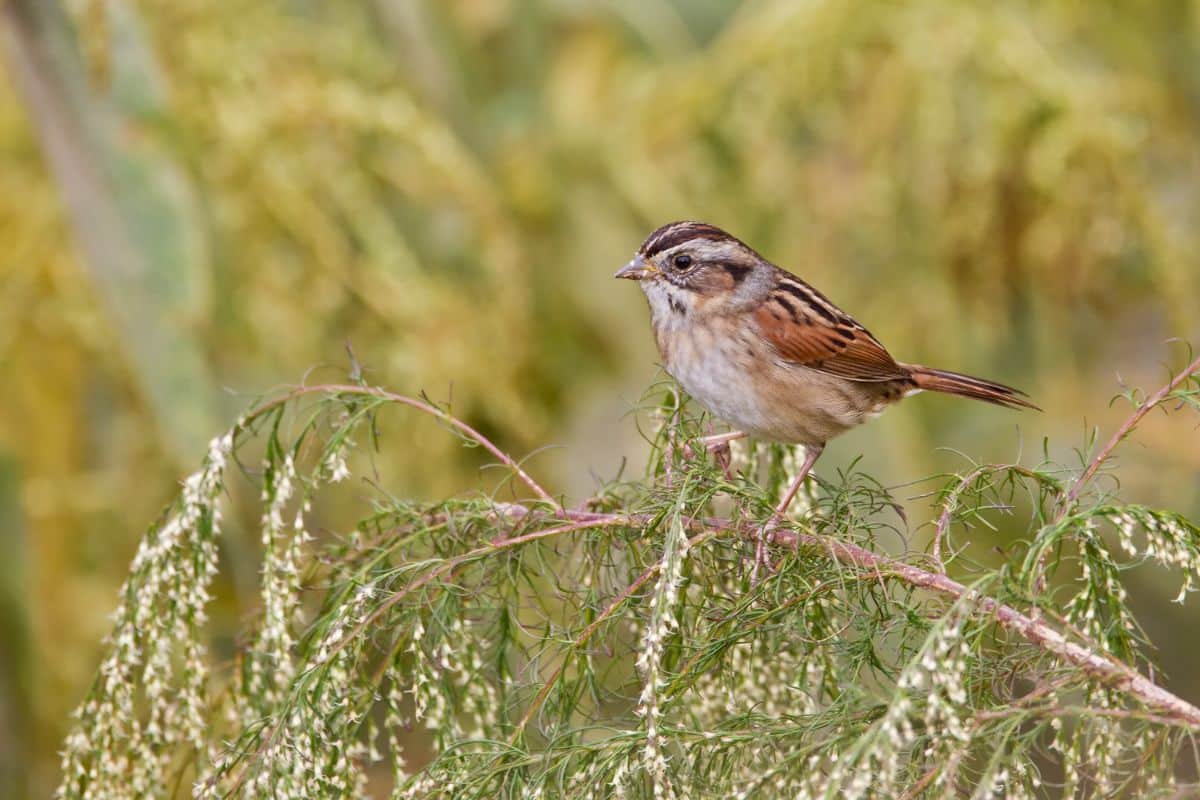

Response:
(905, 365), (1039, 411)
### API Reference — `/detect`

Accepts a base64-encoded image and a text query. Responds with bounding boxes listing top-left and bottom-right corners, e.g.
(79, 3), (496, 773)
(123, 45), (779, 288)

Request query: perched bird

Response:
(615, 220), (1036, 555)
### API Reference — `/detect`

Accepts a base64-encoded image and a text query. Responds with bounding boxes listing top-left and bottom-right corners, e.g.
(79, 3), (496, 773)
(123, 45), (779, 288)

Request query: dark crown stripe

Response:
(640, 221), (735, 257)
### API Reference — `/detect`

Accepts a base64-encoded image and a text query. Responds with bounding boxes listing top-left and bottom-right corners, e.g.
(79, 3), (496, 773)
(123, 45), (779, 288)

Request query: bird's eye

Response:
(672, 254), (693, 270)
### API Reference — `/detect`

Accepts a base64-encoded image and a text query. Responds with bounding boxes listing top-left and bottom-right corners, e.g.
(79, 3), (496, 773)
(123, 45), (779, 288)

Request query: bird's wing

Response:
(753, 274), (910, 383)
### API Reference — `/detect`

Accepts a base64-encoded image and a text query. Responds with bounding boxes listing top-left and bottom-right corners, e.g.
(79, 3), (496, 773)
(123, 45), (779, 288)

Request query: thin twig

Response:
(1064, 354), (1200, 509)
(1023, 354), (1200, 596)
(973, 705), (1196, 729)
(897, 763), (940, 800)
(236, 383), (563, 510)
(933, 464), (1055, 570)
(933, 464), (994, 570)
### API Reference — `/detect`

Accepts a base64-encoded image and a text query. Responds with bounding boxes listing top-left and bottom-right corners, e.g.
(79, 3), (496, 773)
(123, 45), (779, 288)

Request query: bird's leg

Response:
(773, 442), (824, 519)
(751, 442), (824, 584)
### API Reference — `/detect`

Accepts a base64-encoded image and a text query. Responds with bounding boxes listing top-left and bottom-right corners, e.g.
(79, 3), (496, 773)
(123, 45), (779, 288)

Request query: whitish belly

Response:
(669, 344), (772, 434)
(661, 325), (868, 445)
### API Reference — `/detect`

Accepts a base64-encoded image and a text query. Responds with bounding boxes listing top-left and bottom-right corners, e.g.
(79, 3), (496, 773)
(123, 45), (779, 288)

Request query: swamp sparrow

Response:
(616, 221), (1036, 554)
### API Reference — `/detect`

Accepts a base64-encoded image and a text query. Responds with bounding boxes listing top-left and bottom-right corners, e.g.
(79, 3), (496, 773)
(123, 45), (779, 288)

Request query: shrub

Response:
(59, 355), (1200, 798)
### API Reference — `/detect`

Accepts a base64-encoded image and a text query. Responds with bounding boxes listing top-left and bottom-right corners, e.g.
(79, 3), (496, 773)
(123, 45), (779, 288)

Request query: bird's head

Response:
(615, 221), (772, 317)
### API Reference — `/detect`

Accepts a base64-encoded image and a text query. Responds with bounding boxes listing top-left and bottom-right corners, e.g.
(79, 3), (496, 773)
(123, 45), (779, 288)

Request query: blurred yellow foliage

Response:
(1, 0), (1199, 793)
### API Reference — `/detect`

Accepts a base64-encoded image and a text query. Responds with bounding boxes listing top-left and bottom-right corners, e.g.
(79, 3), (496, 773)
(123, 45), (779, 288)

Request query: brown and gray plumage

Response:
(616, 220), (1036, 513)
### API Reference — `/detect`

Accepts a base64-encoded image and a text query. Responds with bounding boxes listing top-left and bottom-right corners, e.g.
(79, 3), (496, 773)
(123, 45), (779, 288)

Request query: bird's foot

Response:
(684, 431), (746, 480)
(749, 523), (777, 586)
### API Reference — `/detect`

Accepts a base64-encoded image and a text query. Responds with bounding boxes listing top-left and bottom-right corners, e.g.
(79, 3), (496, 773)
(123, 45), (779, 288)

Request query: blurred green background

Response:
(1, 0), (1199, 794)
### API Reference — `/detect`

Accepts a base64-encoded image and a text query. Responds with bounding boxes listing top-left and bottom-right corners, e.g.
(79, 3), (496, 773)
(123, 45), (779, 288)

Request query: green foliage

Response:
(58, 361), (1200, 798)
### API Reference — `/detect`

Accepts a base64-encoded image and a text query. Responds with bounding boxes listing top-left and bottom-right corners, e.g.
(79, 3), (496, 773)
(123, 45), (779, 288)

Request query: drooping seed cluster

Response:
(1065, 519), (1139, 658)
(382, 660), (414, 795)
(1103, 505), (1200, 603)
(323, 447), (353, 484)
(814, 614), (973, 799)
(243, 453), (307, 718)
(58, 431), (233, 800)
(385, 612), (503, 799)
(1049, 685), (1156, 798)
(418, 616), (500, 743)
(698, 640), (825, 798)
(206, 584), (376, 798)
(631, 505), (690, 800)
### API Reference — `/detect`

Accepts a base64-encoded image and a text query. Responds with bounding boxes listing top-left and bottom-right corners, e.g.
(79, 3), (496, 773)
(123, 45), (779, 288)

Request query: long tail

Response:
(905, 364), (1040, 411)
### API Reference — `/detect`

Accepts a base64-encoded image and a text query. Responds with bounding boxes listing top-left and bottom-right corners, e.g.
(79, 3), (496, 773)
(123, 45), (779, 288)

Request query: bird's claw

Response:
(682, 431), (745, 480)
(750, 524), (776, 586)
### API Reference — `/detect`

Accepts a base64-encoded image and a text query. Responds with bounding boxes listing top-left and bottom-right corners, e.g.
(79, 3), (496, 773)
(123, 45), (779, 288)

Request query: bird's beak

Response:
(614, 254), (655, 281)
